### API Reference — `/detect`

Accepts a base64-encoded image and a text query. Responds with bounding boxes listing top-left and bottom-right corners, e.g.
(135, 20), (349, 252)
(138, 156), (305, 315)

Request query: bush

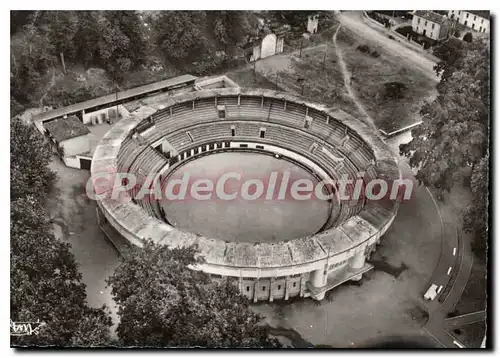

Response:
(336, 28), (357, 46)
(367, 11), (391, 27)
(357, 44), (371, 53)
(370, 50), (381, 58)
(395, 25), (413, 37)
(463, 32), (473, 43)
(382, 81), (407, 100)
(388, 35), (395, 40)
(374, 10), (411, 19)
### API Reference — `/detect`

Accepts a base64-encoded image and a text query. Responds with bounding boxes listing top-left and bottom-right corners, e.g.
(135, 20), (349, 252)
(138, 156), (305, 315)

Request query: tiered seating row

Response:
(138, 96), (377, 179)
(117, 137), (140, 171)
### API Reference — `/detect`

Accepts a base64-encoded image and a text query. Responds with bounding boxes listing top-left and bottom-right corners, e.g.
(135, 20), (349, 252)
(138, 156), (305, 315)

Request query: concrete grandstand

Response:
(91, 87), (402, 302)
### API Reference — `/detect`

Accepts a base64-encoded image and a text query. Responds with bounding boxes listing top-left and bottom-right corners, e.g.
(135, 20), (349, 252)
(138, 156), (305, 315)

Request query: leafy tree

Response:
(463, 154), (489, 254)
(36, 11), (79, 68)
(432, 37), (466, 84)
(10, 117), (56, 202)
(207, 11), (258, 55)
(463, 32), (473, 43)
(400, 39), (489, 193)
(268, 10), (318, 32)
(95, 11), (147, 81)
(11, 197), (112, 346)
(152, 11), (211, 66)
(108, 240), (281, 348)
(73, 11), (103, 69)
(10, 10), (35, 34)
(10, 22), (57, 103)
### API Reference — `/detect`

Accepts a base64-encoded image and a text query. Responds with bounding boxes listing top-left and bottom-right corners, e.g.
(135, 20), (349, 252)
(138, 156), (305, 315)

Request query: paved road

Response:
(423, 214), (474, 348)
(387, 133), (475, 348)
(445, 311), (486, 328)
(336, 11), (439, 83)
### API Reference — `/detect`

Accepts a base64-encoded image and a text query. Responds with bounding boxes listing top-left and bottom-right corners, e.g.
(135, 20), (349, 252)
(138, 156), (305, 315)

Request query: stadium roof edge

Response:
(32, 74), (197, 123)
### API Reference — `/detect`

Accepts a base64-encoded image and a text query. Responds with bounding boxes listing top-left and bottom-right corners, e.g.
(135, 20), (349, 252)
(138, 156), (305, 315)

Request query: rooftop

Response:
(32, 74), (197, 123)
(413, 10), (448, 24)
(44, 116), (91, 142)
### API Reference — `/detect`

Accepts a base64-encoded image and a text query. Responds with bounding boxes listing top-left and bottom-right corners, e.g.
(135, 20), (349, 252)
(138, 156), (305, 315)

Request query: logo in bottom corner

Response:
(10, 319), (45, 336)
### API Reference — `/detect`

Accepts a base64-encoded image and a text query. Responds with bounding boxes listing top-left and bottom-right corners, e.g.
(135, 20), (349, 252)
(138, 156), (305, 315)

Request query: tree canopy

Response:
(10, 10), (149, 107)
(107, 240), (281, 348)
(10, 118), (112, 346)
(10, 117), (56, 201)
(150, 11), (258, 73)
(463, 153), (489, 253)
(11, 197), (112, 346)
(400, 38), (489, 250)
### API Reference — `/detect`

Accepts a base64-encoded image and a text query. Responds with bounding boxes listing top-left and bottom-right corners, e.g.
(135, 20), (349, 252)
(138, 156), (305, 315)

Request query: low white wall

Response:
(61, 134), (91, 157)
(83, 105), (129, 125)
(63, 156), (80, 169)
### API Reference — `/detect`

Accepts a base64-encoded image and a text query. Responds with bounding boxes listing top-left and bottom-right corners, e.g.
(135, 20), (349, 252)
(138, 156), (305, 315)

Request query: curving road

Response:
(387, 134), (474, 348)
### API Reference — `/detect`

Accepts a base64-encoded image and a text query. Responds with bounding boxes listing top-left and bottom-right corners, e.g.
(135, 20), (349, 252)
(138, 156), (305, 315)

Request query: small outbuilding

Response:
(245, 30), (287, 62)
(307, 14), (319, 34)
(44, 115), (97, 169)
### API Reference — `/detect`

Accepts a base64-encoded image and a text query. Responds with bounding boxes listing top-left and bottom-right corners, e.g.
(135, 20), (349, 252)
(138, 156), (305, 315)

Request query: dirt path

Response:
(337, 11), (439, 83)
(332, 25), (375, 129)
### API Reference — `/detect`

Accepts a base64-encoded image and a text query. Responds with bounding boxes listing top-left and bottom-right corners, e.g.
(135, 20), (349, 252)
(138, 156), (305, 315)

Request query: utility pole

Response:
(297, 77), (305, 96)
(60, 52), (66, 74)
(299, 38), (304, 58)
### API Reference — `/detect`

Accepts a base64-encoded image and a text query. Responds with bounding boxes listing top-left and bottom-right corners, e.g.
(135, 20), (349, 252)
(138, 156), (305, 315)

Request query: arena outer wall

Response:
(91, 88), (401, 301)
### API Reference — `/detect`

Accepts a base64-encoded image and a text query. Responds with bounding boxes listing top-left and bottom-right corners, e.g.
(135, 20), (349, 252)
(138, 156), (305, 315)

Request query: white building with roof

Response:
(411, 10), (451, 41)
(447, 10), (489, 33)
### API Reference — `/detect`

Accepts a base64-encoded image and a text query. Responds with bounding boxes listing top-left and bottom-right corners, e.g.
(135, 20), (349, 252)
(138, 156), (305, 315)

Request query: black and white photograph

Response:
(8, 6), (491, 349)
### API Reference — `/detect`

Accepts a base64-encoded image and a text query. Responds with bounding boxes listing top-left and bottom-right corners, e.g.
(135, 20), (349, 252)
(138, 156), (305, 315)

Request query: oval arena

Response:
(91, 88), (401, 301)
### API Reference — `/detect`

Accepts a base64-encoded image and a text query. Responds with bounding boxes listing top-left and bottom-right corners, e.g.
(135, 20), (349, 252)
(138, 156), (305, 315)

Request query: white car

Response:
(424, 284), (438, 301)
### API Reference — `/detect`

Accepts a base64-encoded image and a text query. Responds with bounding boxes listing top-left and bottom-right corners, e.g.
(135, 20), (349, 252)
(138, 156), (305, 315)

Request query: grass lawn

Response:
(335, 26), (436, 133)
(447, 321), (486, 348)
(226, 66), (282, 90)
(278, 47), (362, 119)
(450, 252), (487, 316)
(253, 42), (363, 119)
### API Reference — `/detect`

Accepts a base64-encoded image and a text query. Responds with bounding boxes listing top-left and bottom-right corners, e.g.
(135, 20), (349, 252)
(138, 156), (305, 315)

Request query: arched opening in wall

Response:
(217, 105), (226, 119)
(304, 115), (312, 129)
